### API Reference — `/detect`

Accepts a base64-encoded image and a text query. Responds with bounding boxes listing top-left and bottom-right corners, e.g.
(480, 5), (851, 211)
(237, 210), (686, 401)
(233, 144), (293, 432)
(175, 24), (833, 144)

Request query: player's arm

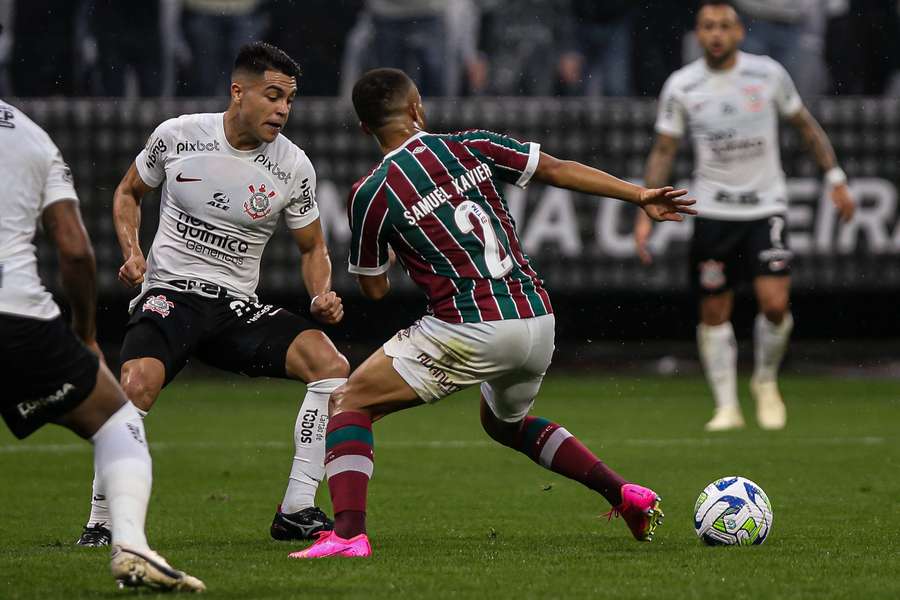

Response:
(112, 162), (155, 287)
(357, 272), (390, 301)
(635, 133), (681, 264)
(42, 200), (101, 356)
(787, 108), (855, 222)
(533, 149), (694, 221)
(290, 220), (344, 324)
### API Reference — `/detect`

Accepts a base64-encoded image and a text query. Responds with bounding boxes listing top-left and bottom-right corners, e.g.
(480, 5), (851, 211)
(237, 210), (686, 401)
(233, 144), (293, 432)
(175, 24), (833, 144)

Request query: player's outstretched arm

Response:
(532, 149), (695, 220)
(42, 200), (101, 356)
(291, 220), (344, 324)
(112, 162), (154, 288)
(635, 133), (681, 265)
(788, 108), (855, 222)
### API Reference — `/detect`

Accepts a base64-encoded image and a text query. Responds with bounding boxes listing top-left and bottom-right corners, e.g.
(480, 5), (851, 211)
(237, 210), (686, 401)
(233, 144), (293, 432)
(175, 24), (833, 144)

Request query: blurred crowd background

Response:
(1, 0), (899, 100)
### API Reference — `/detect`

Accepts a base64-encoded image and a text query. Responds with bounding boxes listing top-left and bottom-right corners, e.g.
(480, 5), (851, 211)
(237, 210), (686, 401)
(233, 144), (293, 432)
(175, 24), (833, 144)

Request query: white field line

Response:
(0, 436), (888, 455)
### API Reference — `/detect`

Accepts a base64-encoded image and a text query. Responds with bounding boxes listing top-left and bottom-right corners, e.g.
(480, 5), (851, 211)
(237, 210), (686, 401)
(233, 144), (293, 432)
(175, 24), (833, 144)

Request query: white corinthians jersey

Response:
(133, 112), (319, 309)
(656, 52), (803, 221)
(0, 100), (79, 320)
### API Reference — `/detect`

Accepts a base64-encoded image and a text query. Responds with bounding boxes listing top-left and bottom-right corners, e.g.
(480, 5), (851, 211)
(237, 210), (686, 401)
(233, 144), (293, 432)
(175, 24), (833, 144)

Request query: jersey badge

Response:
(143, 294), (175, 318)
(699, 260), (726, 291)
(244, 184), (276, 220)
(742, 85), (765, 112)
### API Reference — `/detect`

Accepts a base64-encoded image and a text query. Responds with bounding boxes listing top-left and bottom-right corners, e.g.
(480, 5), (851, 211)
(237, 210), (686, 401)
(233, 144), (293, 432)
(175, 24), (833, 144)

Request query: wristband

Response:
(825, 167), (847, 187)
(310, 294), (320, 310)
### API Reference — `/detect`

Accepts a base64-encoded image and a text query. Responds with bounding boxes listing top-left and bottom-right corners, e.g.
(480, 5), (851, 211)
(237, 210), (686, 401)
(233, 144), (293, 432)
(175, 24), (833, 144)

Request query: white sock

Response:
(280, 378), (346, 514)
(753, 312), (793, 383)
(91, 402), (152, 551)
(85, 407), (147, 527)
(697, 322), (739, 409)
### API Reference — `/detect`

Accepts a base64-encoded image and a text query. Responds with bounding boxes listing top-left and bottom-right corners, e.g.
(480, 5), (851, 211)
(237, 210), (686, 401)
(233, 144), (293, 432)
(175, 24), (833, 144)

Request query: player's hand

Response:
(639, 186), (697, 223)
(634, 216), (654, 265)
(311, 291), (344, 325)
(830, 183), (855, 222)
(118, 253), (146, 288)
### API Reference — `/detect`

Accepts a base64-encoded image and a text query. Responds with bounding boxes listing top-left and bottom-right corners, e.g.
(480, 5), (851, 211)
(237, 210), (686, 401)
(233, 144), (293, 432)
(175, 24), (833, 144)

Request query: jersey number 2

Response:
(454, 200), (512, 278)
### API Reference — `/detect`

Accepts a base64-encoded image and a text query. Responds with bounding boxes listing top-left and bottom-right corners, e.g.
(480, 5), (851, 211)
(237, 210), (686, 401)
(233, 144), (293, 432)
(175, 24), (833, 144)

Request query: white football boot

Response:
(110, 545), (205, 592)
(751, 377), (786, 430)
(704, 405), (745, 431)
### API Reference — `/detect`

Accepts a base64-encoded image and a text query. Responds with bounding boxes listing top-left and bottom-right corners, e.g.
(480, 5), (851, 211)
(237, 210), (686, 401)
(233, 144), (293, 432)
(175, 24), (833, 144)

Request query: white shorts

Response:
(383, 314), (555, 422)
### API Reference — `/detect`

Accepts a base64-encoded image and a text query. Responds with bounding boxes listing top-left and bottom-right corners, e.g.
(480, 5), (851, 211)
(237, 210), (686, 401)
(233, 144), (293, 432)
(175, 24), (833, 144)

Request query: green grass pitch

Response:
(1, 375), (898, 599)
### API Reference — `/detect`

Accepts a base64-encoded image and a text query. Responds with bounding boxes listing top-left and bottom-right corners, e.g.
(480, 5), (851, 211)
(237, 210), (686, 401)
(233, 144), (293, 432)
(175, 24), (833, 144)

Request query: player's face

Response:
(239, 70), (297, 143)
(696, 6), (744, 65)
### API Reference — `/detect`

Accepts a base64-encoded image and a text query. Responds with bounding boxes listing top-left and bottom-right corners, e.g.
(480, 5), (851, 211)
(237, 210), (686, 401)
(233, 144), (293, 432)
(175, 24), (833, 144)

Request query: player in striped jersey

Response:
(290, 68), (696, 559)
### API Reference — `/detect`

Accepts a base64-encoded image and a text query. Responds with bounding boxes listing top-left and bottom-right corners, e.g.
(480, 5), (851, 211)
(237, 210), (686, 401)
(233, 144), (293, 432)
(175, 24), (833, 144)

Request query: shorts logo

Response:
(699, 260), (726, 290)
(143, 294), (175, 318)
(244, 183), (276, 220)
(17, 383), (75, 418)
(416, 352), (462, 395)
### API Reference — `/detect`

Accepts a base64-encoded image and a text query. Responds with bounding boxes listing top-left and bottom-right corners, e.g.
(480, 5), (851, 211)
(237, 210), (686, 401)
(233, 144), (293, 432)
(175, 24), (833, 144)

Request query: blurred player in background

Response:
(0, 98), (204, 591)
(634, 0), (855, 431)
(290, 68), (696, 559)
(76, 42), (349, 546)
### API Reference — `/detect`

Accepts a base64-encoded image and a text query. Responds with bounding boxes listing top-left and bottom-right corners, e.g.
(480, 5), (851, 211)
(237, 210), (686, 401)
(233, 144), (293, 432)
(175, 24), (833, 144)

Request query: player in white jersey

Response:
(0, 100), (204, 591)
(76, 42), (350, 546)
(634, 0), (855, 431)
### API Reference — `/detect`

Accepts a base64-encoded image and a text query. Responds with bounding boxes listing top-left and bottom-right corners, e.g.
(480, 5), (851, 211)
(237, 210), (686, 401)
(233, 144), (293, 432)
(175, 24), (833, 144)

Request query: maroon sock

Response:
(517, 416), (627, 506)
(324, 411), (374, 539)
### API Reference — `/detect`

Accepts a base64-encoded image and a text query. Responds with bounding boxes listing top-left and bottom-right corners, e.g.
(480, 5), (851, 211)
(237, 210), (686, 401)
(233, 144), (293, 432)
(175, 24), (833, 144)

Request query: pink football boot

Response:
(605, 483), (664, 541)
(288, 530), (372, 559)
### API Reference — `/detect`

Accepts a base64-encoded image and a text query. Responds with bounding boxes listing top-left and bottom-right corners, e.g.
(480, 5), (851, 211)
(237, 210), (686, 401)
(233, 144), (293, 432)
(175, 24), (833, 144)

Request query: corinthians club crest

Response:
(244, 183), (276, 220)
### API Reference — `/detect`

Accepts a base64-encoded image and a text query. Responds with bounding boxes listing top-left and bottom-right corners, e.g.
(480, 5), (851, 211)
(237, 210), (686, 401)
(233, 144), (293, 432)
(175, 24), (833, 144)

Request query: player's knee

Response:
(328, 383), (354, 416)
(288, 330), (349, 381)
(479, 397), (518, 447)
(760, 297), (789, 324)
(120, 363), (162, 411)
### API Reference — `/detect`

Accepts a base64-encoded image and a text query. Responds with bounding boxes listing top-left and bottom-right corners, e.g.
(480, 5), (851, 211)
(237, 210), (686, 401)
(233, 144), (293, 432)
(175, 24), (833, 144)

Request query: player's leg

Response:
(272, 329), (351, 540)
(749, 216), (793, 429)
(79, 292), (197, 545)
(288, 348), (423, 559)
(195, 301), (350, 540)
(477, 314), (663, 542)
(692, 219), (743, 431)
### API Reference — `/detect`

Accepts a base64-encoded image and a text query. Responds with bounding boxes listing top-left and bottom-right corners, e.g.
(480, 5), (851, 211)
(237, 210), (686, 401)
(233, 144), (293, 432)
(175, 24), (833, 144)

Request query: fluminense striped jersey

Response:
(347, 129), (553, 323)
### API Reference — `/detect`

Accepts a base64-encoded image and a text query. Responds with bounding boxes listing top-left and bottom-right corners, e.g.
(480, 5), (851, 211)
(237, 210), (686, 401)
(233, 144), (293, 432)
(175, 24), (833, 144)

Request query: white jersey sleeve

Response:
(771, 59), (803, 117)
(135, 117), (178, 188)
(655, 75), (686, 138)
(42, 147), (78, 208)
(283, 151), (320, 230)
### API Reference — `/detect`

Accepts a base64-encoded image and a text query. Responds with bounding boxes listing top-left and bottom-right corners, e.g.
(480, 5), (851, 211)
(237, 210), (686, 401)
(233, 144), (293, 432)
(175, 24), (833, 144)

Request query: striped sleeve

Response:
(456, 130), (540, 188)
(347, 175), (391, 275)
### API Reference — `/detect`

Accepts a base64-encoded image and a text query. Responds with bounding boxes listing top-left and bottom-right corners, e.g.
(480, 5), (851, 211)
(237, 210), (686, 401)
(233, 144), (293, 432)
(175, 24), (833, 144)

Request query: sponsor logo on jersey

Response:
(244, 183), (276, 220)
(0, 106), (15, 129)
(176, 139), (221, 154)
(699, 260), (726, 291)
(142, 294), (175, 317)
(16, 382), (76, 418)
(721, 102), (737, 115)
(174, 209), (249, 265)
(253, 154), (293, 183)
(289, 177), (315, 216)
(145, 138), (167, 170)
(207, 191), (230, 211)
(61, 162), (74, 184)
(403, 163), (494, 225)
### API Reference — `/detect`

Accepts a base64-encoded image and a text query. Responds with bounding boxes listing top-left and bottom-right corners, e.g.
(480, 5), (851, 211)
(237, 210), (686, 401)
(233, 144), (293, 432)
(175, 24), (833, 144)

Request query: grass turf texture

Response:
(1, 375), (898, 599)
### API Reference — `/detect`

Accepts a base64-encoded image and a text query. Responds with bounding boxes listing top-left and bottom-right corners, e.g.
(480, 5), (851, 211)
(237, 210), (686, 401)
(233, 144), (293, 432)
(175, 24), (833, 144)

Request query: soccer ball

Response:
(693, 476), (773, 546)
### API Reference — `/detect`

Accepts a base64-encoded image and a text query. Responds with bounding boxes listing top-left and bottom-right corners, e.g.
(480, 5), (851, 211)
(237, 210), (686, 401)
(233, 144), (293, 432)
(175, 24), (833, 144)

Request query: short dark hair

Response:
(233, 42), (301, 80)
(698, 0), (737, 11)
(352, 68), (415, 130)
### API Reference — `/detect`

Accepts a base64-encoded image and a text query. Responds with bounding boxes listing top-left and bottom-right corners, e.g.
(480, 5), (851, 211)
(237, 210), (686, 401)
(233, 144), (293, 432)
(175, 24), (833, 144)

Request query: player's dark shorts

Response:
(121, 288), (316, 385)
(690, 215), (792, 295)
(0, 314), (100, 439)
